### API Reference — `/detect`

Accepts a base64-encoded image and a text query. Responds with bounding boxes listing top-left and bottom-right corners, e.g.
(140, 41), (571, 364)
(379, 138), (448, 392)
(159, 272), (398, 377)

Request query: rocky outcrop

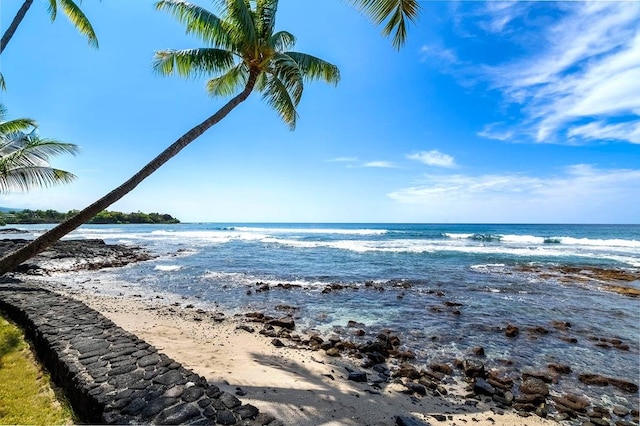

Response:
(0, 239), (152, 274)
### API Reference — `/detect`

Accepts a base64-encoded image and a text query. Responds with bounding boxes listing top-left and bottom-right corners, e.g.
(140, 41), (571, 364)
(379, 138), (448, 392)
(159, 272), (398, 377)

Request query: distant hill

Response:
(0, 207), (23, 213)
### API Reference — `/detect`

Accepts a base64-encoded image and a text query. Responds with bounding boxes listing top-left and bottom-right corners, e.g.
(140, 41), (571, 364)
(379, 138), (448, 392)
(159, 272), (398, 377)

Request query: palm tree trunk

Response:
(0, 69), (259, 275)
(1, 0), (34, 55)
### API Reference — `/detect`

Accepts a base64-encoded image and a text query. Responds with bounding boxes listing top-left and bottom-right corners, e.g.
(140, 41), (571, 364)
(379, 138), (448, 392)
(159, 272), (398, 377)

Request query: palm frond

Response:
(0, 118), (37, 135)
(0, 134), (78, 193)
(270, 53), (303, 105)
(155, 0), (233, 48)
(206, 63), (249, 97)
(0, 166), (76, 193)
(58, 0), (99, 48)
(270, 31), (295, 52)
(284, 52), (340, 85)
(348, 0), (420, 49)
(223, 0), (257, 49)
(255, 0), (279, 40)
(0, 72), (6, 91)
(153, 48), (235, 78)
(261, 75), (298, 130)
(47, 0), (59, 21)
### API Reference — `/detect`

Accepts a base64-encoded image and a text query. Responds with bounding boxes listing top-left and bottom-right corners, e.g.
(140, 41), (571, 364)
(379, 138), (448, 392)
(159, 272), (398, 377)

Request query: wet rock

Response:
(470, 346), (485, 356)
(519, 377), (549, 397)
(271, 339), (285, 347)
(266, 316), (295, 330)
(405, 382), (427, 396)
(505, 324), (519, 338)
(551, 320), (571, 331)
(551, 393), (589, 415)
(547, 363), (571, 374)
(429, 363), (453, 375)
(395, 362), (421, 380)
(474, 378), (496, 396)
(579, 374), (639, 392)
(522, 369), (555, 384)
(463, 359), (485, 379)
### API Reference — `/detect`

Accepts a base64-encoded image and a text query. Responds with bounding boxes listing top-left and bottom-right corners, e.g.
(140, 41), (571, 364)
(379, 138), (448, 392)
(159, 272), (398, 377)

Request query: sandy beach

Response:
(39, 284), (557, 426)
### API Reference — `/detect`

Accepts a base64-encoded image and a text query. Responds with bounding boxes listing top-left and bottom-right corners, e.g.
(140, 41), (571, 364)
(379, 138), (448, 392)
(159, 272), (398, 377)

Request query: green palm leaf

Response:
(0, 165), (76, 193)
(223, 0), (258, 49)
(155, 0), (232, 49)
(348, 0), (420, 49)
(270, 31), (295, 52)
(284, 52), (340, 85)
(0, 130), (78, 193)
(49, 0), (99, 48)
(270, 53), (303, 105)
(153, 48), (235, 78)
(261, 74), (298, 130)
(255, 0), (279, 40)
(206, 63), (249, 97)
(0, 73), (5, 91)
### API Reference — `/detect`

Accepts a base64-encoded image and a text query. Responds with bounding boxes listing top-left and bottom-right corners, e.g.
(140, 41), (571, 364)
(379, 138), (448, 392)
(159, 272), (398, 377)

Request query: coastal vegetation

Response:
(0, 316), (75, 424)
(0, 0), (420, 272)
(0, 209), (180, 225)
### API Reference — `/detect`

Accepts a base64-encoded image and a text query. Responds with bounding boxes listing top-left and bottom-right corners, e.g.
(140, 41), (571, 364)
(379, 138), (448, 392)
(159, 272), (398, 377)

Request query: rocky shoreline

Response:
(3, 238), (639, 425)
(0, 238), (152, 274)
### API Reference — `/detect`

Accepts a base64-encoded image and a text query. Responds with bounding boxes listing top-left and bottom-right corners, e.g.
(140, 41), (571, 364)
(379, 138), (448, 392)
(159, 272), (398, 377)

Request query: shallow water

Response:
(14, 223), (640, 413)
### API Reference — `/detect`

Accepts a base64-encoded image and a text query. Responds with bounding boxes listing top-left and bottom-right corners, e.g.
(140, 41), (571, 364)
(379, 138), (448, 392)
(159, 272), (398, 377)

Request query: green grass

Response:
(0, 315), (76, 425)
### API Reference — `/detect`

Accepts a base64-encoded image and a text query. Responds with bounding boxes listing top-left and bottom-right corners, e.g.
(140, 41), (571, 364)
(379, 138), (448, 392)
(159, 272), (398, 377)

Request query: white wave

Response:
(443, 233), (474, 239)
(234, 226), (388, 235)
(154, 265), (182, 272)
(558, 237), (640, 248)
(202, 271), (326, 288)
(501, 234), (545, 244)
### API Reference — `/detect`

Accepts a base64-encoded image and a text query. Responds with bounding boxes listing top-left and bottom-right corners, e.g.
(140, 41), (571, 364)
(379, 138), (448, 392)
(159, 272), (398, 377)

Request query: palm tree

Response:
(0, 0), (99, 55)
(0, 0), (340, 273)
(0, 104), (78, 192)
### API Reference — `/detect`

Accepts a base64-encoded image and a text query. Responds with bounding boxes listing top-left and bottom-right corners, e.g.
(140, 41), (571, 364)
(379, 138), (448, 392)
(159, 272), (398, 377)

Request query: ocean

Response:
(13, 223), (640, 411)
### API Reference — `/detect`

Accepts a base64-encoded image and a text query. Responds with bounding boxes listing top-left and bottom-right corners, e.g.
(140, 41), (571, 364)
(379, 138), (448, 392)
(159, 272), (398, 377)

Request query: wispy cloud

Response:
(387, 165), (640, 222)
(477, 123), (513, 142)
(328, 157), (359, 163)
(407, 150), (457, 168)
(363, 161), (397, 168)
(567, 121), (640, 145)
(456, 2), (640, 145)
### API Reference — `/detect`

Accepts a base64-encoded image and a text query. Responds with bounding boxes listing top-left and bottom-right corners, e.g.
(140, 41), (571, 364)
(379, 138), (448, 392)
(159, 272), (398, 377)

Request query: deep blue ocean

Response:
(14, 223), (640, 410)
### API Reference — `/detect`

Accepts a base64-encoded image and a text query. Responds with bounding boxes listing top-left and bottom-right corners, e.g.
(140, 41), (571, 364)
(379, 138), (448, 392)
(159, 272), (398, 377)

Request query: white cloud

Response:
(420, 45), (459, 65)
(328, 157), (358, 163)
(388, 165), (640, 222)
(453, 2), (640, 145)
(363, 161), (397, 168)
(477, 123), (513, 141)
(407, 150), (456, 168)
(567, 121), (640, 145)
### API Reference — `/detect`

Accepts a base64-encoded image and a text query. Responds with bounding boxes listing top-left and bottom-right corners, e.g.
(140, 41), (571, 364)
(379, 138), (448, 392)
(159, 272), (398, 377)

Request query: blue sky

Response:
(1, 0), (639, 223)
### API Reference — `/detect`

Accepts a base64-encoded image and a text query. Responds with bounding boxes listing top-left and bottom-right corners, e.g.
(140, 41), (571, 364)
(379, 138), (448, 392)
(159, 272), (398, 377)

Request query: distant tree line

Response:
(0, 209), (180, 225)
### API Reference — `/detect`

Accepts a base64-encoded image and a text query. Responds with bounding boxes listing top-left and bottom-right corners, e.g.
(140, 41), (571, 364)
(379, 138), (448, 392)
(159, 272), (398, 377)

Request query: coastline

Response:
(2, 230), (638, 425)
(35, 281), (555, 426)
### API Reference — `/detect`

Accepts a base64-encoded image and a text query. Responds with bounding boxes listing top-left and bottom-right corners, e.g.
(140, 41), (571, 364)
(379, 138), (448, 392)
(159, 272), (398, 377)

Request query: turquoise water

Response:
(15, 223), (640, 410)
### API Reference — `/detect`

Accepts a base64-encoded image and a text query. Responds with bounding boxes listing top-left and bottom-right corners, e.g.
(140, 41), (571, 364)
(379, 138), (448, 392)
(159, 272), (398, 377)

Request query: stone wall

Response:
(0, 279), (276, 425)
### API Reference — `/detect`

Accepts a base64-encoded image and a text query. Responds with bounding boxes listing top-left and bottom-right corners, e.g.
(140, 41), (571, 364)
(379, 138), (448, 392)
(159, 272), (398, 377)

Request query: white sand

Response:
(53, 289), (557, 426)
